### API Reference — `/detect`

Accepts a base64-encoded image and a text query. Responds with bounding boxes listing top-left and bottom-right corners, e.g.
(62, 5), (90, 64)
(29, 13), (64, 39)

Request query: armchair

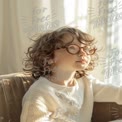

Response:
(0, 72), (122, 122)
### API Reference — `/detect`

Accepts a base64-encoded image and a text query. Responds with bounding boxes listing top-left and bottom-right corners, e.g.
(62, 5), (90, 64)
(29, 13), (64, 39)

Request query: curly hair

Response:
(23, 27), (98, 79)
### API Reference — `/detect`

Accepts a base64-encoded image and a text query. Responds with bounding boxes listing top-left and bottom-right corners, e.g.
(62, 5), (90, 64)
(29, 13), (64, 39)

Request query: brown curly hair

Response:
(23, 27), (98, 79)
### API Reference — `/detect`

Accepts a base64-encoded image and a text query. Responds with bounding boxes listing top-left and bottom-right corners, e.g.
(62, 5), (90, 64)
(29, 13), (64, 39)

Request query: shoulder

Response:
(85, 74), (96, 80)
(29, 76), (54, 91)
(22, 77), (55, 102)
(80, 74), (105, 85)
(81, 74), (96, 82)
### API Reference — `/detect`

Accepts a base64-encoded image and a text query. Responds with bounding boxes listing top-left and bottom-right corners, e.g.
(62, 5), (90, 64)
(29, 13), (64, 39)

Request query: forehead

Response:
(62, 34), (85, 47)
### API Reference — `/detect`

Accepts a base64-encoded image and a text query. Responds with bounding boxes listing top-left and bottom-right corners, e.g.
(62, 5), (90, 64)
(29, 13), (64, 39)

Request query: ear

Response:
(53, 57), (58, 63)
(48, 59), (54, 65)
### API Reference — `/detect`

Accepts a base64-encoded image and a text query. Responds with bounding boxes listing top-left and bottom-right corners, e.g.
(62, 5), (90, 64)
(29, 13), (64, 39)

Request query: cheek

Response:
(54, 50), (67, 63)
(54, 51), (74, 63)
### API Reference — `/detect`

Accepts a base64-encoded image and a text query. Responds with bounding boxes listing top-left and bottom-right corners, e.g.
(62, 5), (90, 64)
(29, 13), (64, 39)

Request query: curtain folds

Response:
(0, 0), (121, 85)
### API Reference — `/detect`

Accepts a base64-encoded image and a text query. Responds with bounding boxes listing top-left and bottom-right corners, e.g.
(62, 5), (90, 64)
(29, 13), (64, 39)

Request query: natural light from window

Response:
(64, 0), (88, 31)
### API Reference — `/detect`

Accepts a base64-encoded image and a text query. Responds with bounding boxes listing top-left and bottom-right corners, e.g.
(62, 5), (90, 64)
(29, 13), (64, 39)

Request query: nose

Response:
(78, 48), (87, 57)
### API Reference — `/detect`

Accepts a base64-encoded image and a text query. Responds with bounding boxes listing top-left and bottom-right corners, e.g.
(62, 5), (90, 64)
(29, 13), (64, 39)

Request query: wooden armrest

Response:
(92, 102), (122, 122)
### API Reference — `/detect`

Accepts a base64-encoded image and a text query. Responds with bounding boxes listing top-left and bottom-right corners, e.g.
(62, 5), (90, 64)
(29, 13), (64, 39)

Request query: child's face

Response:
(53, 34), (91, 72)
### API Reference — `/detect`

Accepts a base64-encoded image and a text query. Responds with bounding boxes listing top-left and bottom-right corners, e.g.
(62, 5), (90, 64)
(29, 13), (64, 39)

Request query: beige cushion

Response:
(0, 72), (34, 122)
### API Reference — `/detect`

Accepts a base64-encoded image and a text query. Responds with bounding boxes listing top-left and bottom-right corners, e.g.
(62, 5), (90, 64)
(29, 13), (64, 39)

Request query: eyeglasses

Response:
(59, 44), (96, 55)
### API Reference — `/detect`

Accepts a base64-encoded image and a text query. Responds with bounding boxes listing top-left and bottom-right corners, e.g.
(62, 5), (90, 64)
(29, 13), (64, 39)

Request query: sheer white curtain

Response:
(0, 0), (121, 85)
(104, 0), (122, 85)
(0, 0), (33, 74)
(81, 0), (122, 85)
(0, 0), (109, 78)
(0, 0), (66, 75)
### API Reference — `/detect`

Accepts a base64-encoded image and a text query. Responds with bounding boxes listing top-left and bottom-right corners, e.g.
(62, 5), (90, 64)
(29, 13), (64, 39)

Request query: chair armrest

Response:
(92, 102), (122, 122)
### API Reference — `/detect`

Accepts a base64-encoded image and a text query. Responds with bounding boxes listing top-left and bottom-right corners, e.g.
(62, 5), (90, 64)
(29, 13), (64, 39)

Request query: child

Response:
(20, 27), (122, 122)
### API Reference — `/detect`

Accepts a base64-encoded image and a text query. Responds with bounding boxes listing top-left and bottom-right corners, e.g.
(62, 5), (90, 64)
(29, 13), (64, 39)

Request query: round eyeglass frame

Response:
(57, 44), (95, 55)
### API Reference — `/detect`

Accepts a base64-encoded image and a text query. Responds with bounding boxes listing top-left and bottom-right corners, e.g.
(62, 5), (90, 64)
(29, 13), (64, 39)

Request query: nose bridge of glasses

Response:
(79, 47), (87, 55)
(80, 46), (84, 52)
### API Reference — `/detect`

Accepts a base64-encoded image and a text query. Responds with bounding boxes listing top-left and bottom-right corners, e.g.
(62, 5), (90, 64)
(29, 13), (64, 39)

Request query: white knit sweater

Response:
(20, 75), (122, 122)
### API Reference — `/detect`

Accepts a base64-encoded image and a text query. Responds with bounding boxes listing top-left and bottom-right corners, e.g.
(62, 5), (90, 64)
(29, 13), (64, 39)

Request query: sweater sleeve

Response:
(20, 96), (54, 122)
(92, 77), (122, 104)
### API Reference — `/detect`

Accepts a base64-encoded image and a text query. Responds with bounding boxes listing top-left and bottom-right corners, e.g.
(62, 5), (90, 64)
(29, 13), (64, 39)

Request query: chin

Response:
(76, 64), (88, 70)
(74, 62), (88, 70)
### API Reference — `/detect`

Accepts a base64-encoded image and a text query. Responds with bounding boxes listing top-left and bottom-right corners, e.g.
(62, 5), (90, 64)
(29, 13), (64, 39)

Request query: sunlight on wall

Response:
(77, 0), (88, 16)
(64, 0), (75, 24)
(64, 0), (88, 31)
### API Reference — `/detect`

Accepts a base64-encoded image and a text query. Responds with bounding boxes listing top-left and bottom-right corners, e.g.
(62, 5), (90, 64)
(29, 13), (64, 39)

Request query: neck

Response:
(47, 68), (76, 87)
